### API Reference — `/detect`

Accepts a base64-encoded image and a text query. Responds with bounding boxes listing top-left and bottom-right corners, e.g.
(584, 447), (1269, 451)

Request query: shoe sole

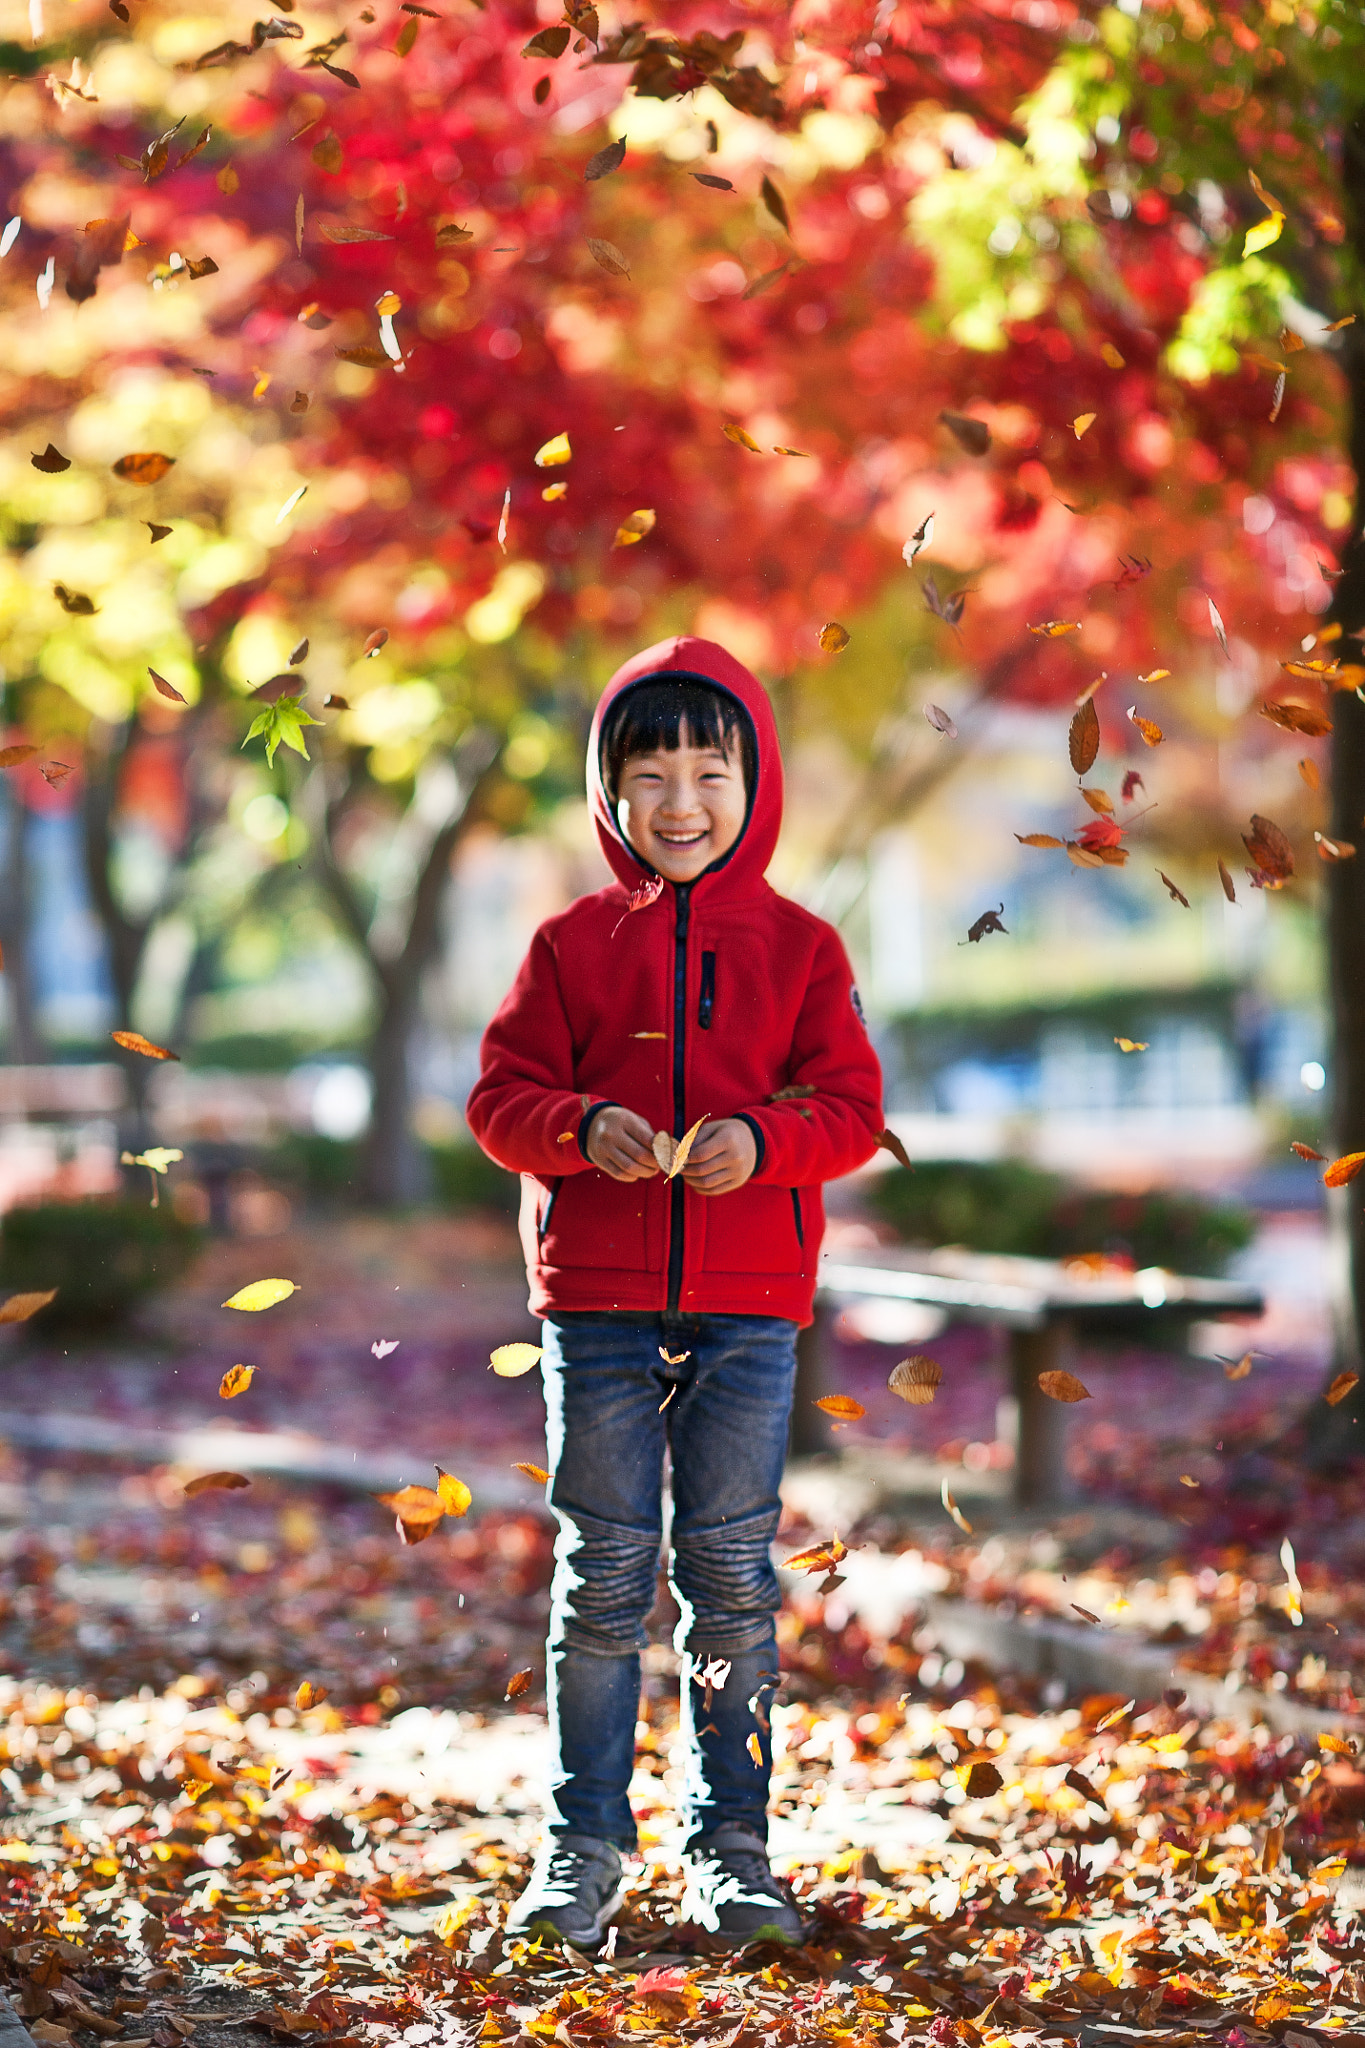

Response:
(512, 1883), (626, 1953)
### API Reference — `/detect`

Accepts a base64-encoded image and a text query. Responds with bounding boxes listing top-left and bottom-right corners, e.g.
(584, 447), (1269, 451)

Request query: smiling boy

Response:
(466, 636), (883, 1951)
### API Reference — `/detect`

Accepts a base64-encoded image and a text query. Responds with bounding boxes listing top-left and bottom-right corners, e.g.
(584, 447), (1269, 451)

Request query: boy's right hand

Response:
(586, 1106), (660, 1182)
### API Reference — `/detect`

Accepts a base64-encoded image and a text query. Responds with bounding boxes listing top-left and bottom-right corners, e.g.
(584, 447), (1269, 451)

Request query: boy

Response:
(466, 635), (883, 1950)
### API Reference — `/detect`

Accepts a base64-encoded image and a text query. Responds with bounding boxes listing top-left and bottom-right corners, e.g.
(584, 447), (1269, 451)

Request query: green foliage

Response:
(426, 1141), (519, 1216)
(867, 1160), (1253, 1277)
(0, 1200), (203, 1327)
(1166, 256), (1295, 384)
(243, 694), (322, 769)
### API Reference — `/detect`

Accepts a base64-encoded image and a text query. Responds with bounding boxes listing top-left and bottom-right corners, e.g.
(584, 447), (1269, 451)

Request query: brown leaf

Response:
(876, 1128), (912, 1170)
(889, 1355), (942, 1405)
(653, 1115), (707, 1179)
(52, 583), (97, 615)
(1328, 1371), (1361, 1406)
(363, 627), (389, 657)
(1069, 698), (1100, 776)
(1261, 699), (1333, 736)
(1081, 787), (1114, 815)
(0, 744), (37, 769)
(815, 1395), (865, 1420)
(145, 522), (172, 542)
(523, 24), (569, 57)
(1223, 1351), (1254, 1379)
(723, 423), (762, 452)
(311, 132), (343, 173)
(148, 668), (187, 704)
(940, 410), (991, 455)
(435, 222), (473, 246)
(1291, 1140), (1326, 1160)
(692, 171), (733, 190)
(219, 1364), (254, 1398)
(1127, 706), (1164, 746)
(185, 255), (219, 279)
(1017, 832), (1066, 849)
(184, 1471), (250, 1496)
(784, 1534), (847, 1574)
(111, 1030), (178, 1061)
(112, 452), (175, 485)
(334, 346), (389, 368)
(31, 444), (70, 473)
(966, 905), (1007, 942)
(586, 235), (630, 276)
(961, 1760), (1003, 1797)
(584, 137), (626, 180)
(505, 1667), (535, 1699)
(1038, 1369), (1091, 1402)
(760, 174), (790, 233)
(1243, 812), (1294, 880)
(1218, 857), (1236, 903)
(66, 214), (130, 303)
(318, 221), (394, 244)
(1157, 871), (1190, 907)
(0, 1290), (57, 1324)
(818, 621), (850, 653)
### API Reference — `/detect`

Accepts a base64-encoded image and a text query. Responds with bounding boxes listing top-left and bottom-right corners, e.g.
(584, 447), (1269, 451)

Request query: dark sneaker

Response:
(506, 1834), (625, 1951)
(681, 1825), (804, 1947)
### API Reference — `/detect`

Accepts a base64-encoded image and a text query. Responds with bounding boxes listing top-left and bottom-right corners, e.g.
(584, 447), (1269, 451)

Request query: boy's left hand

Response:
(681, 1118), (757, 1195)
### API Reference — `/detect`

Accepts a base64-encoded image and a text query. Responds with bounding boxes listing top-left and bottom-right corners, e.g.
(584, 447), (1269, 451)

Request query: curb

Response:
(924, 1596), (1362, 1736)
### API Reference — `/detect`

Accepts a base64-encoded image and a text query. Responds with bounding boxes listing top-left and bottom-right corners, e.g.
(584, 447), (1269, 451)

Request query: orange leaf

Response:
(112, 452), (175, 485)
(1290, 1141), (1325, 1160)
(1324, 1151), (1365, 1187)
(505, 1667), (535, 1699)
(0, 1290), (57, 1324)
(184, 1471), (250, 1496)
(514, 1461), (550, 1483)
(815, 1395), (865, 1420)
(219, 1364), (254, 1398)
(1038, 1369), (1091, 1402)
(1326, 1371), (1359, 1406)
(111, 1029), (179, 1061)
(1069, 698), (1100, 776)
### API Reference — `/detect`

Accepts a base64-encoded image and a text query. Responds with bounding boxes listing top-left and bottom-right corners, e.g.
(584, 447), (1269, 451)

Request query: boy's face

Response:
(615, 726), (747, 884)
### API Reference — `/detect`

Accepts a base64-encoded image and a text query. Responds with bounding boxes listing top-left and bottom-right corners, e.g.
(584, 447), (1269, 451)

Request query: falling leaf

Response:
(491, 1342), (543, 1377)
(584, 137), (626, 180)
(939, 410), (990, 455)
(1261, 700), (1332, 736)
(693, 172), (734, 190)
(31, 443), (70, 472)
(219, 1365), (254, 1398)
(924, 703), (957, 738)
(623, 875), (664, 916)
(435, 1467), (471, 1516)
(1069, 698), (1100, 776)
(1029, 620), (1081, 638)
(0, 1290), (57, 1324)
(375, 1483), (446, 1544)
(1114, 1038), (1148, 1053)
(941, 1478), (973, 1534)
(66, 214), (131, 303)
(1324, 1151), (1365, 1187)
(613, 508), (655, 547)
(1243, 210), (1285, 257)
(394, 15), (419, 54)
(632, 1031), (666, 1039)
(1038, 1369), (1091, 1402)
(435, 221), (474, 247)
(218, 165), (239, 193)
(145, 521), (172, 543)
(1316, 833), (1357, 862)
(1243, 813), (1294, 881)
(184, 1471), (250, 1497)
(586, 235), (630, 276)
(1072, 1603), (1103, 1622)
(760, 174), (790, 233)
(371, 1338), (399, 1359)
(1223, 1351), (1254, 1380)
(222, 1278), (297, 1311)
(1072, 412), (1096, 438)
(38, 762), (71, 788)
(965, 905), (1007, 943)
(653, 1115), (707, 1179)
(1179, 1474), (1199, 1488)
(819, 621), (850, 653)
(1081, 787), (1113, 816)
(784, 1534), (847, 1574)
(1017, 833), (1065, 849)
(903, 512), (934, 564)
(112, 452), (175, 485)
(772, 445), (810, 456)
(523, 24), (569, 56)
(1280, 1535), (1303, 1625)
(0, 745), (37, 769)
(1121, 770), (1143, 802)
(742, 260), (794, 299)
(1320, 1731), (1359, 1756)
(889, 1356), (942, 1405)
(1155, 869), (1191, 909)
(1218, 858), (1236, 903)
(542, 482), (567, 502)
(1095, 1698), (1135, 1731)
(318, 221), (394, 243)
(294, 1681), (319, 1712)
(1291, 1141), (1326, 1160)
(746, 1731), (763, 1767)
(311, 132), (343, 173)
(1127, 706), (1164, 745)
(335, 346), (389, 369)
(148, 668), (187, 704)
(1297, 756), (1321, 793)
(514, 1461), (550, 1483)
(1270, 370), (1287, 422)
(505, 1667), (534, 1699)
(534, 432), (572, 467)
(876, 1129), (913, 1170)
(52, 583), (97, 615)
(110, 1029), (179, 1061)
(723, 423), (762, 452)
(815, 1395), (865, 1421)
(324, 693), (349, 710)
(1208, 596), (1229, 657)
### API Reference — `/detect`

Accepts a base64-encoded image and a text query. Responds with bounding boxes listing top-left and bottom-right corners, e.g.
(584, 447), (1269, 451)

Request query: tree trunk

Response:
(1312, 108), (1365, 1463)
(0, 789), (45, 1065)
(359, 975), (427, 1207)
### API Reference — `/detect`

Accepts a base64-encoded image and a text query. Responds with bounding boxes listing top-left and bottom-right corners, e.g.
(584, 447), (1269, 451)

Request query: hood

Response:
(587, 634), (783, 904)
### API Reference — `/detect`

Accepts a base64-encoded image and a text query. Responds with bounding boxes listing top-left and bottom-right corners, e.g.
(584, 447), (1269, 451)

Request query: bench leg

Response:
(1009, 1323), (1074, 1509)
(791, 1302), (836, 1457)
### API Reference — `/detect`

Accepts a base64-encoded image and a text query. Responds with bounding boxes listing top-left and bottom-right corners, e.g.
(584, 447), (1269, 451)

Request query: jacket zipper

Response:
(698, 950), (715, 1029)
(667, 884), (691, 1311)
(790, 1188), (804, 1249)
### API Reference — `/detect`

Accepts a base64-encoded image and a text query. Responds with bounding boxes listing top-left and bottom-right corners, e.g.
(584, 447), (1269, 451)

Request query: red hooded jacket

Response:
(465, 635), (884, 1325)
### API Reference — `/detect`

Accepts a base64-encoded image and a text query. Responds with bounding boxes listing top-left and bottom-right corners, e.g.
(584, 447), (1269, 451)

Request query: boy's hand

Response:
(680, 1118), (757, 1196)
(586, 1105), (660, 1182)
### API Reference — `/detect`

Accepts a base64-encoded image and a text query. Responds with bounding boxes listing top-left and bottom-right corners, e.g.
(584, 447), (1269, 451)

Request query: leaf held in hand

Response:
(219, 1364), (254, 1398)
(0, 1290), (57, 1324)
(112, 452), (175, 484)
(819, 621), (849, 653)
(889, 1355), (942, 1405)
(876, 1129), (913, 1170)
(222, 1278), (296, 1311)
(1069, 698), (1100, 776)
(653, 1115), (706, 1179)
(586, 235), (630, 276)
(491, 1342), (543, 1377)
(939, 410), (990, 455)
(1038, 1369), (1091, 1402)
(815, 1395), (865, 1420)
(505, 1667), (535, 1698)
(184, 1471), (250, 1497)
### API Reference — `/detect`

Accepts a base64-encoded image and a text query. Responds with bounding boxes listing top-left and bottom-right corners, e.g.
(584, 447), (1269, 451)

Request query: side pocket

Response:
(698, 950), (715, 1029)
(790, 1187), (804, 1249)
(538, 1179), (562, 1242)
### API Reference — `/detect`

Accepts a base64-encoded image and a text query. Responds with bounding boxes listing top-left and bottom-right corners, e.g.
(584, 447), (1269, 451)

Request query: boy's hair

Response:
(600, 676), (756, 799)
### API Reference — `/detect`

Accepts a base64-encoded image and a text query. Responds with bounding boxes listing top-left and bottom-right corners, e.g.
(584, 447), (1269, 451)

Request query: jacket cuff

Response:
(577, 1100), (619, 1163)
(736, 1112), (767, 1179)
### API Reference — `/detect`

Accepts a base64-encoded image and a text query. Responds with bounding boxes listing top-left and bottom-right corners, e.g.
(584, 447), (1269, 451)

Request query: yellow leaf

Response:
(1029, 619), (1081, 638)
(435, 1467), (471, 1516)
(819, 621), (850, 653)
(613, 507), (655, 547)
(490, 1341), (543, 1378)
(1114, 1038), (1148, 1053)
(0, 1290), (57, 1324)
(222, 1278), (296, 1312)
(652, 1115), (707, 1178)
(1243, 211), (1285, 257)
(723, 423), (762, 452)
(747, 1731), (763, 1766)
(514, 1461), (551, 1483)
(1072, 412), (1096, 438)
(542, 482), (567, 501)
(219, 1364), (254, 1398)
(534, 432), (572, 468)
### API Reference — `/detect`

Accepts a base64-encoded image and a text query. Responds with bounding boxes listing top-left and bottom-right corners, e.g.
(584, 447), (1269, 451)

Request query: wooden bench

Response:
(794, 1247), (1265, 1507)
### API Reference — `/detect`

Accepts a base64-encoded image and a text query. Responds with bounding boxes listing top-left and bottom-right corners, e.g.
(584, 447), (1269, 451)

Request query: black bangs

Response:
(600, 676), (757, 799)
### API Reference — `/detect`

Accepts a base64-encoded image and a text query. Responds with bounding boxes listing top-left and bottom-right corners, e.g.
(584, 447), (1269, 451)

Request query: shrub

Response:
(0, 1199), (203, 1328)
(427, 1141), (519, 1215)
(867, 1160), (1253, 1277)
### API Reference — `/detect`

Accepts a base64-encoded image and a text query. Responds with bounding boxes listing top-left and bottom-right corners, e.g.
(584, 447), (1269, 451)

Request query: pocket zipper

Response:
(538, 1179), (562, 1243)
(790, 1188), (804, 1249)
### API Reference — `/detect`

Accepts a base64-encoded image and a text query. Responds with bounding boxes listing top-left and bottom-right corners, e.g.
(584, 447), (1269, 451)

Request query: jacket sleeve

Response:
(465, 927), (605, 1176)
(741, 925), (884, 1188)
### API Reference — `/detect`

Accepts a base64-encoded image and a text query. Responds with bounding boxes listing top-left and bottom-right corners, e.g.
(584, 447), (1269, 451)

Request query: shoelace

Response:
(540, 1846), (610, 1904)
(702, 1845), (782, 1902)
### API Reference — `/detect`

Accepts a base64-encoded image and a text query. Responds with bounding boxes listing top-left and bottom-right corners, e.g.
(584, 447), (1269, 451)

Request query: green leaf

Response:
(242, 694), (322, 768)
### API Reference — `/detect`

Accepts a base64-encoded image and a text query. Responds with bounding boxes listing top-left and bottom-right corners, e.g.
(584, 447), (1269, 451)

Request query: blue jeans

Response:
(540, 1311), (798, 1850)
